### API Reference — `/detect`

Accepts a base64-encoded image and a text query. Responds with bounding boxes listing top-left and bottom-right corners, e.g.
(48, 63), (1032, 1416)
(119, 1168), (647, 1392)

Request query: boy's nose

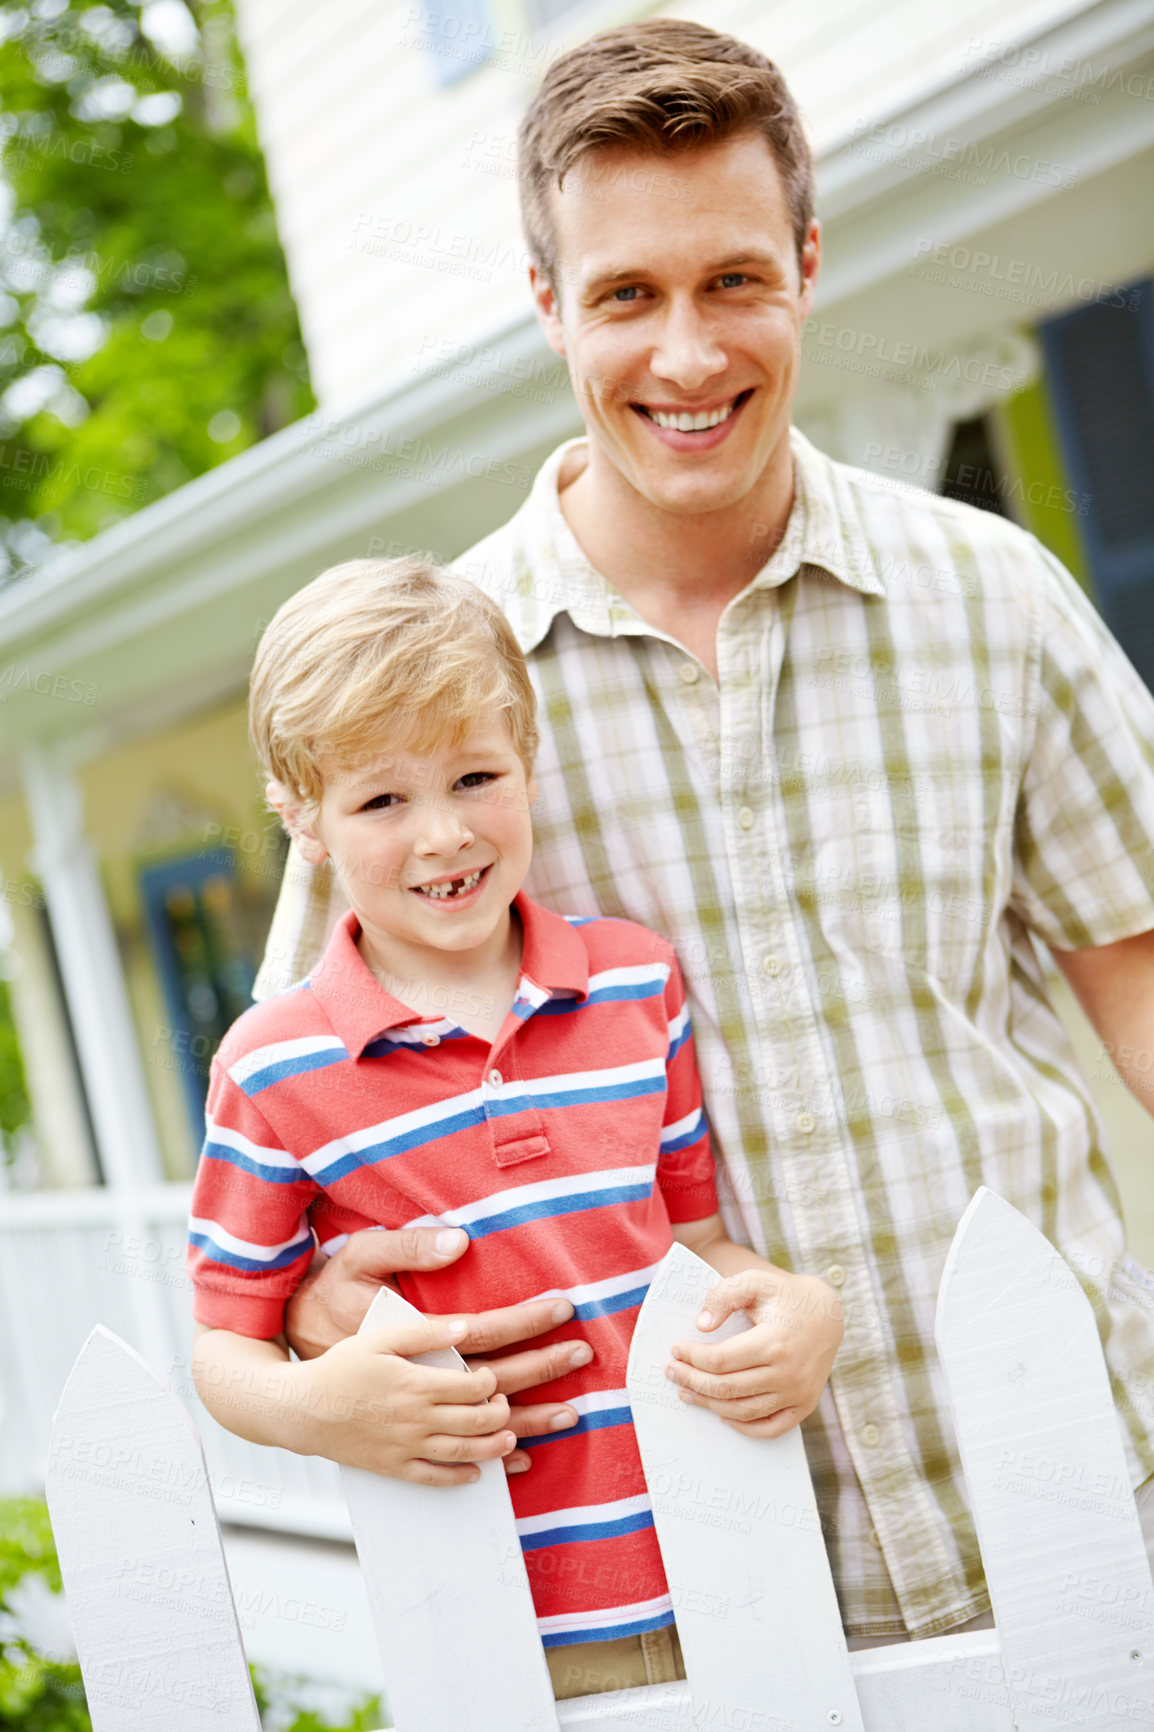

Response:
(412, 803), (474, 855)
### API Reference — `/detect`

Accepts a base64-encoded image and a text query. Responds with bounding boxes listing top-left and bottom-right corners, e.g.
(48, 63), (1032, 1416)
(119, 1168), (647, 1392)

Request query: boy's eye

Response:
(457, 771), (496, 789)
(360, 791), (402, 811)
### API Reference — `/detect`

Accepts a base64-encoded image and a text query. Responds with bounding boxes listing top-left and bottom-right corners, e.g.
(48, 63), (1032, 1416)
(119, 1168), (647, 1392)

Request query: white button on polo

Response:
(678, 662), (700, 685)
(825, 1264), (846, 1288)
(421, 1034), (440, 1048)
(761, 954), (783, 977)
(796, 1111), (816, 1134)
(738, 807), (754, 830)
(862, 1424), (880, 1447)
(488, 1068), (503, 1088)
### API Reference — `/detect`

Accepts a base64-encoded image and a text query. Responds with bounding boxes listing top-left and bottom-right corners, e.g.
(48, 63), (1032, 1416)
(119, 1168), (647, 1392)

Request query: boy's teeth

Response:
(648, 401), (735, 432)
(416, 867), (484, 900)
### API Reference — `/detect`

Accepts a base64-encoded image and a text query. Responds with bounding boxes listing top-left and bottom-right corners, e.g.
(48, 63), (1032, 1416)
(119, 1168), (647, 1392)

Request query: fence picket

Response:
(627, 1243), (864, 1730)
(44, 1325), (260, 1732)
(936, 1186), (1154, 1730)
(340, 1283), (558, 1732)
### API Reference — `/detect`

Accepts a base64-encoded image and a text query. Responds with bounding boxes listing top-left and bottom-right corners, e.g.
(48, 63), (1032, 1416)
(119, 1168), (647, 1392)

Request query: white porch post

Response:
(21, 747), (165, 1188)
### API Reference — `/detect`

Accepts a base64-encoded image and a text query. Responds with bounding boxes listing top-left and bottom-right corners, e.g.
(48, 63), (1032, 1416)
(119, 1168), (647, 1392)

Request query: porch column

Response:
(21, 747), (165, 1188)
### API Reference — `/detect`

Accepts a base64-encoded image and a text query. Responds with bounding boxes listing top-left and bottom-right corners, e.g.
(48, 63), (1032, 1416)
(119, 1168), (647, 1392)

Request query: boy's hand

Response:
(294, 1312), (520, 1486)
(665, 1269), (843, 1438)
(283, 1227), (593, 1473)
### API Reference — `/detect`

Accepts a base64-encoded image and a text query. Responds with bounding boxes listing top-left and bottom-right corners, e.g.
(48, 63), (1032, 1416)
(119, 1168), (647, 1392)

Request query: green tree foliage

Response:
(0, 1500), (88, 1729)
(0, 975), (30, 1143)
(0, 0), (314, 581)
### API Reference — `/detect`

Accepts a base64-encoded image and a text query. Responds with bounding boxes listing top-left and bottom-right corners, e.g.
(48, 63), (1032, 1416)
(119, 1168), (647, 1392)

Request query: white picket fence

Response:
(43, 1188), (1154, 1731)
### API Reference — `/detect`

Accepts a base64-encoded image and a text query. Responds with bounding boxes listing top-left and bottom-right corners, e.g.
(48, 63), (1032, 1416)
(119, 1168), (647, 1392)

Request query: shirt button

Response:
(738, 806), (754, 830)
(825, 1264), (845, 1288)
(862, 1424), (880, 1447)
(421, 1034), (440, 1048)
(678, 662), (699, 685)
(868, 1528), (882, 1549)
(761, 954), (783, 977)
(488, 1068), (503, 1088)
(796, 1111), (816, 1134)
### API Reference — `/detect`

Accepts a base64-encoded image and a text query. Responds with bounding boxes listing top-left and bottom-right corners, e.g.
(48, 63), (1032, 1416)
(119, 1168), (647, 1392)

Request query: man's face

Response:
(532, 130), (820, 518)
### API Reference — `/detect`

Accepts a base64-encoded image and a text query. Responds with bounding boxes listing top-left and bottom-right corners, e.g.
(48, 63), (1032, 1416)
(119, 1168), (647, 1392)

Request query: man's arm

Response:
(1051, 927), (1154, 1115)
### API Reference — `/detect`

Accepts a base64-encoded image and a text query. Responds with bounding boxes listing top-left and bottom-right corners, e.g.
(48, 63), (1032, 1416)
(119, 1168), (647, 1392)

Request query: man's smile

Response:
(631, 388), (754, 442)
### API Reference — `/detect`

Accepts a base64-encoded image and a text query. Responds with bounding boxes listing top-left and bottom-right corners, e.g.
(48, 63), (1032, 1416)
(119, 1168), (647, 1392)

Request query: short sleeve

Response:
(186, 1055), (320, 1337)
(1011, 546), (1154, 950)
(657, 945), (719, 1223)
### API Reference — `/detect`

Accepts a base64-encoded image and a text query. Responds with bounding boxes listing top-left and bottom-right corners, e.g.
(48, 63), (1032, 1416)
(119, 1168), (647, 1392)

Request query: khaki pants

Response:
(547, 1623), (685, 1700)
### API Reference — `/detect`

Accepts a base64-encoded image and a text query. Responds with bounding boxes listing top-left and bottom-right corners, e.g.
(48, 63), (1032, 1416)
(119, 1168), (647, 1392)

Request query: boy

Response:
(187, 556), (843, 1698)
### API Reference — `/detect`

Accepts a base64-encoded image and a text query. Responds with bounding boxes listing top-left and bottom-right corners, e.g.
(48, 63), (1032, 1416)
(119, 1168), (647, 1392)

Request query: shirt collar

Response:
(306, 893), (589, 1057)
(487, 425), (887, 652)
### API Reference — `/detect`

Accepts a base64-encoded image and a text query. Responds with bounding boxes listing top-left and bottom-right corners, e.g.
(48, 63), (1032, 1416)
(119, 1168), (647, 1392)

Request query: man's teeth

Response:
(647, 401), (736, 432)
(415, 868), (484, 900)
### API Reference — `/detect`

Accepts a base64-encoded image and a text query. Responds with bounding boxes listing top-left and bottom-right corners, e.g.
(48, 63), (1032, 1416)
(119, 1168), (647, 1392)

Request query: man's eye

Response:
(611, 285), (640, 302)
(717, 272), (747, 289)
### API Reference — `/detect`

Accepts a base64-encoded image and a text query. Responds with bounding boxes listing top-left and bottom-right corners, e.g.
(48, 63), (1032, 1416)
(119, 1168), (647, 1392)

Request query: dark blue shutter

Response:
(1040, 277), (1154, 693)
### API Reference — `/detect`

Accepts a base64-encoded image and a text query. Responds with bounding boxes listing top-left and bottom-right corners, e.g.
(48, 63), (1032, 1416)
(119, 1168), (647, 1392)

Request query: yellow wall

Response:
(74, 692), (283, 1179)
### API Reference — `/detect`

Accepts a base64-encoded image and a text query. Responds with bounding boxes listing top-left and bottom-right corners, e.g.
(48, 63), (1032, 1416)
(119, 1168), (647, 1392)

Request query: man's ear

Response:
(529, 264), (566, 359)
(797, 217), (821, 319)
(266, 778), (329, 866)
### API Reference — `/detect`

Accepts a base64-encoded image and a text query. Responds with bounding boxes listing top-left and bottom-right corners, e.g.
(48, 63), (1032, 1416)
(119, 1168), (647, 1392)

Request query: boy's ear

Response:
(267, 778), (328, 865)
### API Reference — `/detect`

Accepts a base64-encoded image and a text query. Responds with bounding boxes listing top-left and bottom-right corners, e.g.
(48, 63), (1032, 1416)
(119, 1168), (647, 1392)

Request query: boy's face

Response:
(531, 128), (820, 520)
(294, 717), (536, 981)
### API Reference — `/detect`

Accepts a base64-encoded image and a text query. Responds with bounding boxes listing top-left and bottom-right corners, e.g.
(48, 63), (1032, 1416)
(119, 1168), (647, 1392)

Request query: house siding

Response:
(233, 0), (1084, 407)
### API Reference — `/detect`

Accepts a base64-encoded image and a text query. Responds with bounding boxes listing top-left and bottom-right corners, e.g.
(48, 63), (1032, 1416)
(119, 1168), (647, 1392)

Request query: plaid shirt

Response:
(255, 428), (1154, 1637)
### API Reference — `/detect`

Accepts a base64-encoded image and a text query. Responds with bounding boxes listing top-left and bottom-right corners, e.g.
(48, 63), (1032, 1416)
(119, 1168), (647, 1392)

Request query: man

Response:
(256, 19), (1154, 1649)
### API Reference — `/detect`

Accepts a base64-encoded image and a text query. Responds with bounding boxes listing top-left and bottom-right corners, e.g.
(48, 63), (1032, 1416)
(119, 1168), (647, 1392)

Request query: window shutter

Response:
(1040, 278), (1154, 693)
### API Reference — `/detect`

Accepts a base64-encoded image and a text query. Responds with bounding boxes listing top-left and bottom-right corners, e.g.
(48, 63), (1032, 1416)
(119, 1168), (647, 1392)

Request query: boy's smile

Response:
(409, 862), (490, 902)
(294, 718), (535, 991)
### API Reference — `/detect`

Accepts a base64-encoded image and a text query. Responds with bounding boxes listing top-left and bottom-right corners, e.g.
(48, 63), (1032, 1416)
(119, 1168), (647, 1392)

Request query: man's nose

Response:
(648, 300), (727, 391)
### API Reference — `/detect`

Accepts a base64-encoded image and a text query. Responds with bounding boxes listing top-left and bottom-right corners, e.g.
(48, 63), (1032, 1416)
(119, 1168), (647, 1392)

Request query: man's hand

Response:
(284, 1226), (592, 1473)
(664, 1268), (843, 1438)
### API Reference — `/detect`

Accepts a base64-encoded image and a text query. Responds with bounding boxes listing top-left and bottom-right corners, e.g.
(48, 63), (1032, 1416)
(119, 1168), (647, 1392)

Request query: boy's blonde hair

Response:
(249, 557), (538, 814)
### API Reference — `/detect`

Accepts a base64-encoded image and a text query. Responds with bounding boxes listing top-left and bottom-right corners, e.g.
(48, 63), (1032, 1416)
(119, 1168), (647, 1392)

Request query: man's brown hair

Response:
(518, 18), (815, 294)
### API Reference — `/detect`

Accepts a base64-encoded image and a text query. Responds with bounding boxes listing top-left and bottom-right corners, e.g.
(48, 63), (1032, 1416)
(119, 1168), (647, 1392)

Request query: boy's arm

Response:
(191, 1318), (519, 1486)
(667, 1213), (844, 1439)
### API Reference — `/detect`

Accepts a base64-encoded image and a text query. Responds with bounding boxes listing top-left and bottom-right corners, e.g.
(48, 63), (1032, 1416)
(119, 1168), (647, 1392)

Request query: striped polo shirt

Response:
(188, 891), (718, 1646)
